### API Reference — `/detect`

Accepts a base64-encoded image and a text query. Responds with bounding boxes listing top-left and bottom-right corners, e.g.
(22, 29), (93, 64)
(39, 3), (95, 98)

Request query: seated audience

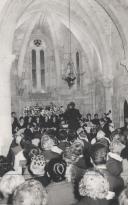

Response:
(9, 102), (126, 205)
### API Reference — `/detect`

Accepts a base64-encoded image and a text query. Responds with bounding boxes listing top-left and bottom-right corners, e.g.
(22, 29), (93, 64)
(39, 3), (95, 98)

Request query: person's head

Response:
(124, 117), (128, 126)
(70, 141), (84, 157)
(109, 139), (126, 155)
(94, 114), (98, 119)
(28, 116), (33, 123)
(87, 113), (91, 120)
(29, 154), (46, 176)
(109, 123), (115, 132)
(79, 169), (109, 200)
(0, 171), (25, 198)
(41, 109), (45, 116)
(41, 134), (55, 150)
(119, 187), (128, 205)
(60, 106), (64, 113)
(63, 147), (77, 164)
(77, 128), (87, 140)
(31, 137), (40, 147)
(44, 129), (56, 139)
(91, 144), (108, 165)
(100, 118), (105, 126)
(68, 102), (75, 109)
(11, 112), (16, 118)
(67, 130), (77, 142)
(54, 106), (57, 112)
(119, 134), (127, 146)
(31, 122), (38, 131)
(96, 130), (105, 140)
(44, 115), (49, 122)
(46, 158), (67, 182)
(36, 116), (40, 123)
(12, 180), (47, 205)
(11, 116), (14, 124)
(57, 130), (68, 142)
(96, 138), (109, 149)
(111, 133), (120, 141)
(63, 141), (84, 164)
(19, 117), (24, 124)
(20, 138), (32, 150)
(60, 119), (66, 127)
(25, 147), (43, 162)
(15, 135), (23, 146)
(28, 123), (35, 132)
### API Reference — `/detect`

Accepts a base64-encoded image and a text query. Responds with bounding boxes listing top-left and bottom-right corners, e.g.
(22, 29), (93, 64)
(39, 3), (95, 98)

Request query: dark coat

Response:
(100, 168), (124, 196)
(47, 181), (77, 205)
(64, 108), (81, 130)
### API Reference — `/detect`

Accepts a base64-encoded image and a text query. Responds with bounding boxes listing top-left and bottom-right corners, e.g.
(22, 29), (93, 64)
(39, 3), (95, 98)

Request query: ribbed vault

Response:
(0, 0), (126, 81)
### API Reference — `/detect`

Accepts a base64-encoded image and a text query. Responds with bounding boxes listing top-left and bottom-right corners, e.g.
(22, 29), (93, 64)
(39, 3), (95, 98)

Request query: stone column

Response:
(0, 54), (15, 156)
(47, 16), (61, 88)
(103, 78), (113, 119)
(91, 82), (96, 115)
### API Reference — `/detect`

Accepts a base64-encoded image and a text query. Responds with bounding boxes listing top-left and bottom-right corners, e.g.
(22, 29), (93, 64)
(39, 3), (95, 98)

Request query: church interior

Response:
(0, 0), (128, 205)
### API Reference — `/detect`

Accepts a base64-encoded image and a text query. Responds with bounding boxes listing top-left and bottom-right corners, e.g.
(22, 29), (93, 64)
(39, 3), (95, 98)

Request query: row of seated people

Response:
(12, 102), (113, 140)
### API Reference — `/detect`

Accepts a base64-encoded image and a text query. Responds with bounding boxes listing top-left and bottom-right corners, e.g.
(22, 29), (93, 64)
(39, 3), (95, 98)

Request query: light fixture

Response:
(62, 0), (76, 88)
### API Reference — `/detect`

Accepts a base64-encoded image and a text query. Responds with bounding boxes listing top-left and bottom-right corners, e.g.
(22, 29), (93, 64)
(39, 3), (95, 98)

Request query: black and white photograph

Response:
(0, 0), (128, 204)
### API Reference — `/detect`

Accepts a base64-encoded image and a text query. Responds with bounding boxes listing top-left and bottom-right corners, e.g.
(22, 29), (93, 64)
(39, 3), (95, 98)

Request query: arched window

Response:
(31, 39), (46, 91)
(32, 49), (37, 88)
(76, 51), (80, 87)
(40, 50), (45, 89)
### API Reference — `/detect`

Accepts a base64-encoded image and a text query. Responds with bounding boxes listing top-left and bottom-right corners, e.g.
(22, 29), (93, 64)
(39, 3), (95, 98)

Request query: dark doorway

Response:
(124, 99), (128, 121)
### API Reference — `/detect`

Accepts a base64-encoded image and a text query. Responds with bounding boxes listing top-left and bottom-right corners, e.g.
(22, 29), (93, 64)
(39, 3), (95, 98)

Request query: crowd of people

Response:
(0, 101), (128, 205)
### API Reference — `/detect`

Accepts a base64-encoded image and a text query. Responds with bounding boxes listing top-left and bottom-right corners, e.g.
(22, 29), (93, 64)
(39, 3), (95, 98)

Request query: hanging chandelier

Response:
(62, 0), (76, 88)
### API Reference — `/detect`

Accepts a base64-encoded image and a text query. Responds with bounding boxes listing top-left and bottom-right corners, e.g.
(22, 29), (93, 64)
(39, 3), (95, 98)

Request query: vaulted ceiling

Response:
(1, 0), (128, 81)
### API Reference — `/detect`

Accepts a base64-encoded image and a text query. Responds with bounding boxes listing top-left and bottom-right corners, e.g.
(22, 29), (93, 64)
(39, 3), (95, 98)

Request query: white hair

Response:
(0, 171), (25, 198)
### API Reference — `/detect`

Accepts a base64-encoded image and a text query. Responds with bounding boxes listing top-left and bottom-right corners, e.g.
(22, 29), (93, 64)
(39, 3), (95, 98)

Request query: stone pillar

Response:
(91, 83), (96, 115)
(47, 16), (61, 88)
(103, 78), (113, 119)
(0, 54), (15, 156)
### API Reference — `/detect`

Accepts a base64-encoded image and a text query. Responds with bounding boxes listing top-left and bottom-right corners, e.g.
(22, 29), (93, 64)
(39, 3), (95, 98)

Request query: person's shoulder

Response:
(120, 126), (127, 133)
(74, 108), (81, 115)
(75, 108), (80, 112)
(47, 181), (66, 190)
